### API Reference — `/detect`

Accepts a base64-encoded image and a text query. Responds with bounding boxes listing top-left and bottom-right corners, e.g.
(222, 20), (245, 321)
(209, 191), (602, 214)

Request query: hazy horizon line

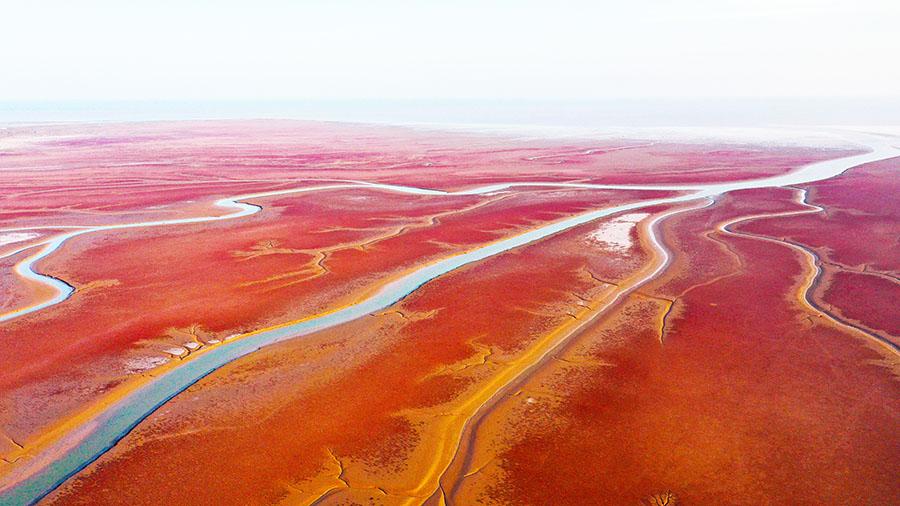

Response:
(3, 97), (900, 128)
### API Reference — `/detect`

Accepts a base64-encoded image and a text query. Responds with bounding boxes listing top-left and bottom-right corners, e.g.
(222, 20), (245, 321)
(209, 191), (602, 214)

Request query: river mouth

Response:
(1, 130), (897, 505)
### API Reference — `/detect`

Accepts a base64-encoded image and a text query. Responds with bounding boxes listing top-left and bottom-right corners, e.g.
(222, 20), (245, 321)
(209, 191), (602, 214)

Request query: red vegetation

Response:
(742, 156), (899, 271)
(1, 121), (893, 505)
(42, 201), (657, 505)
(822, 270), (900, 338)
(0, 187), (665, 443)
(476, 188), (899, 505)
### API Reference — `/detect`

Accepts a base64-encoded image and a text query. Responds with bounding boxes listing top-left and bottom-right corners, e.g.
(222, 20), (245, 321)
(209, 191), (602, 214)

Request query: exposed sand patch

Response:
(587, 213), (648, 253)
(123, 356), (169, 374)
(0, 233), (39, 247)
(163, 347), (187, 358)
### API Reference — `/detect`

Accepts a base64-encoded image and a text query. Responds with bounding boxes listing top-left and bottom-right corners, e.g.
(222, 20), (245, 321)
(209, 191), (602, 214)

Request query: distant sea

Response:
(1, 98), (899, 128)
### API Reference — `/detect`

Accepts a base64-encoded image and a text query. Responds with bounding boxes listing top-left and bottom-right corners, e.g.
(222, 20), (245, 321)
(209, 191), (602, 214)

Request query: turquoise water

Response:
(1, 135), (897, 505)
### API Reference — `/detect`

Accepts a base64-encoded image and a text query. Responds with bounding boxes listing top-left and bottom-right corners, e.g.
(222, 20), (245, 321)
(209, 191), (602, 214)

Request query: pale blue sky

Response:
(1, 0), (898, 100)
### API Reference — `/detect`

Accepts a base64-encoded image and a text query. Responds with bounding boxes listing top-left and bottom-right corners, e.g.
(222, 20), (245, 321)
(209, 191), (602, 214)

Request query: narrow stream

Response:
(1, 134), (896, 505)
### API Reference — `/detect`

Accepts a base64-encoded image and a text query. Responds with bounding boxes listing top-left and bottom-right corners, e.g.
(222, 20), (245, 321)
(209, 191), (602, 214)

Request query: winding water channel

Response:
(1, 133), (897, 504)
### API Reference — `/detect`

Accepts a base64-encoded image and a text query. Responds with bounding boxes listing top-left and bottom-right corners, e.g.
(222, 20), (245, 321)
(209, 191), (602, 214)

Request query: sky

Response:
(1, 0), (898, 101)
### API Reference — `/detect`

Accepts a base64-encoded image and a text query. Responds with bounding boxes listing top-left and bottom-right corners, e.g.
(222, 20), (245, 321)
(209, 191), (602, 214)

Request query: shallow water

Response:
(2, 133), (897, 505)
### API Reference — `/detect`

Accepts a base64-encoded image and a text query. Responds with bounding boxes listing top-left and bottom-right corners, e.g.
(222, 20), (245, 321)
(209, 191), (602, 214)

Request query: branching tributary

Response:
(1, 133), (897, 505)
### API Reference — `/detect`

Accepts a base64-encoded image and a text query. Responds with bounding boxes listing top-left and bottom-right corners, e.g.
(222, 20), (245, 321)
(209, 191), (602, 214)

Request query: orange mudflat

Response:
(0, 121), (896, 506)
